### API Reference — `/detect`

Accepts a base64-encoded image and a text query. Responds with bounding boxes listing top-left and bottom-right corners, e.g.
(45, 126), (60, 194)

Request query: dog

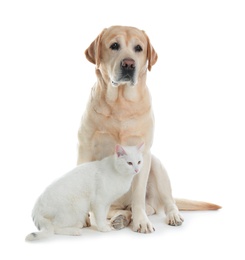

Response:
(77, 25), (221, 233)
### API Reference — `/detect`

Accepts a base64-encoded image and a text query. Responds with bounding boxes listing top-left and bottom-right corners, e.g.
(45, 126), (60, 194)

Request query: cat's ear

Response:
(115, 144), (127, 157)
(137, 142), (145, 152)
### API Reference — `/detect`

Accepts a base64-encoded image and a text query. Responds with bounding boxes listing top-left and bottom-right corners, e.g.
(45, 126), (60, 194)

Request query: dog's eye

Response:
(110, 42), (120, 50)
(127, 162), (133, 166)
(134, 45), (143, 52)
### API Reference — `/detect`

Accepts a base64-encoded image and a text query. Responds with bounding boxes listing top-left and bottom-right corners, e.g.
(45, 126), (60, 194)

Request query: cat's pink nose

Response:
(135, 169), (139, 173)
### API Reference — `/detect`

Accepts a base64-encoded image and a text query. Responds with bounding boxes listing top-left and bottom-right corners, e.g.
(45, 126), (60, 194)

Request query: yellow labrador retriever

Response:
(77, 26), (220, 233)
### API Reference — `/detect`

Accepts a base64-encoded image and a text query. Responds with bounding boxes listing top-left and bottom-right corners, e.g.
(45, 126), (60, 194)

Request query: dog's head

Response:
(85, 26), (158, 87)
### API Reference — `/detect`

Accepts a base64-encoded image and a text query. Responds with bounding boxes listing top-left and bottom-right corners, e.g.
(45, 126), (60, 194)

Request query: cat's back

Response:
(58, 160), (101, 186)
(39, 160), (100, 200)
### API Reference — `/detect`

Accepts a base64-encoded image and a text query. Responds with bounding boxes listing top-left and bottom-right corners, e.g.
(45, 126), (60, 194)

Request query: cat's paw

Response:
(72, 229), (83, 236)
(97, 224), (112, 232)
(166, 211), (184, 226)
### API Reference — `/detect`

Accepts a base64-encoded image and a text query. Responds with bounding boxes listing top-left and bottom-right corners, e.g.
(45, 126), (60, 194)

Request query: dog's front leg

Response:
(131, 152), (154, 233)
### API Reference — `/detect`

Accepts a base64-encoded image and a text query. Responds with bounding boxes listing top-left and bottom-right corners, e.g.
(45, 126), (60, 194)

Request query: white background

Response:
(0, 0), (245, 259)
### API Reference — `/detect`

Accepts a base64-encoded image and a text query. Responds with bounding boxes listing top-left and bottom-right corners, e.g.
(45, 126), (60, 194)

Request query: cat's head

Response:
(114, 143), (144, 175)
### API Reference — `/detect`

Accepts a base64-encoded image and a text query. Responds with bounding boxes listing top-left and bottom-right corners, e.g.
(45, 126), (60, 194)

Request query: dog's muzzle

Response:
(112, 58), (136, 86)
(120, 58), (135, 81)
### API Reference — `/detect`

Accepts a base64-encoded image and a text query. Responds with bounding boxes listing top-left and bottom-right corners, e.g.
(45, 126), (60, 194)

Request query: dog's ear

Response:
(85, 29), (107, 66)
(143, 31), (158, 71)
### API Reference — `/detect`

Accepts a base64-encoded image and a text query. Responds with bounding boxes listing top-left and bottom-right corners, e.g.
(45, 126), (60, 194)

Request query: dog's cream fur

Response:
(77, 26), (221, 233)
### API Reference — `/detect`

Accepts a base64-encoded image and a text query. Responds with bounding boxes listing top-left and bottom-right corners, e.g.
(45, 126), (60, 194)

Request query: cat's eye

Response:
(127, 162), (133, 165)
(138, 161), (141, 164)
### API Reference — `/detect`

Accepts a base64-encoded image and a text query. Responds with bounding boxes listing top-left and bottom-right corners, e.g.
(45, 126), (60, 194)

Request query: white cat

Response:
(25, 143), (144, 241)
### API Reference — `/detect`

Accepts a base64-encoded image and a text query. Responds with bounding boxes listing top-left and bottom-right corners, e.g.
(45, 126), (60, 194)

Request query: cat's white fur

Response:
(25, 143), (144, 241)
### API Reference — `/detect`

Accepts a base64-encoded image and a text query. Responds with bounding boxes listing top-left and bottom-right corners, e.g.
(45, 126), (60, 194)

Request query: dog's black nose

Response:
(121, 58), (135, 71)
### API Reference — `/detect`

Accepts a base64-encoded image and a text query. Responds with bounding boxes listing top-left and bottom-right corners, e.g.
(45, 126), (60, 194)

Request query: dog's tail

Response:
(25, 216), (54, 242)
(175, 198), (222, 211)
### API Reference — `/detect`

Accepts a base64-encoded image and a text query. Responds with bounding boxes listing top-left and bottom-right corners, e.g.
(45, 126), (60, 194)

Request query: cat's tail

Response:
(25, 216), (54, 241)
(25, 230), (53, 241)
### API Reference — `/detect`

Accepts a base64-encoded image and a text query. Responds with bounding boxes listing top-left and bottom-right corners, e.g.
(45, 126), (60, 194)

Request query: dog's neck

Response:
(91, 70), (151, 120)
(106, 83), (141, 103)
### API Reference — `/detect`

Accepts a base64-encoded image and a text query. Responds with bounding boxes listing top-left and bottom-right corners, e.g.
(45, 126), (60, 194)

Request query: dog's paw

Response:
(111, 214), (131, 230)
(132, 215), (155, 233)
(166, 211), (184, 226)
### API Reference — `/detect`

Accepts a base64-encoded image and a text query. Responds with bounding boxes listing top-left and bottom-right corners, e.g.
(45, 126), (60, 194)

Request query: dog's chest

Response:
(86, 87), (154, 160)
(91, 111), (154, 160)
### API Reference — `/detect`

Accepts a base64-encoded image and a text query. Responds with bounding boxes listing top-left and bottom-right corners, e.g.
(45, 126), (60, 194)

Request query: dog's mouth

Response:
(112, 76), (134, 86)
